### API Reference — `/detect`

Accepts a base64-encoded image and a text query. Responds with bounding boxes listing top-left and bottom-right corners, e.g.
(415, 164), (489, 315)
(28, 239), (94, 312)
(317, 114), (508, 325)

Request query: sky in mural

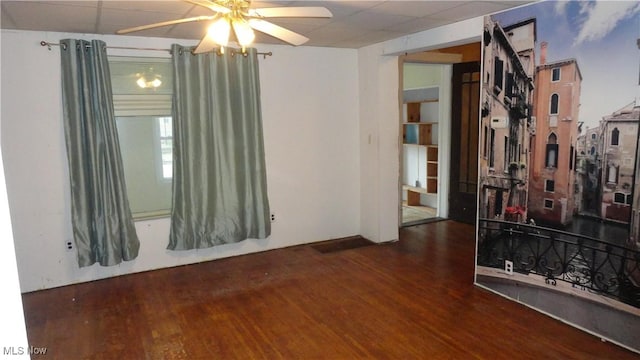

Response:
(491, 0), (640, 129)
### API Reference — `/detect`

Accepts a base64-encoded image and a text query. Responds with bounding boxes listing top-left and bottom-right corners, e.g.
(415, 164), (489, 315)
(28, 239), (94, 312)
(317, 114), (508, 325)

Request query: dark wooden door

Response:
(449, 61), (480, 224)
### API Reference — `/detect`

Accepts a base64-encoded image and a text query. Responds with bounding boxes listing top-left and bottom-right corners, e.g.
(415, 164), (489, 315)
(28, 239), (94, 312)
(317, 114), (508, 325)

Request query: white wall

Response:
(357, 18), (482, 242)
(1, 30), (360, 292)
(0, 105), (30, 357)
(358, 44), (399, 242)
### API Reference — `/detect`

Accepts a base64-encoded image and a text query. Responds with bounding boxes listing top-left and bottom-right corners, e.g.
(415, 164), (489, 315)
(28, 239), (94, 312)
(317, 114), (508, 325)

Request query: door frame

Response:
(398, 55), (453, 226)
(397, 44), (481, 228)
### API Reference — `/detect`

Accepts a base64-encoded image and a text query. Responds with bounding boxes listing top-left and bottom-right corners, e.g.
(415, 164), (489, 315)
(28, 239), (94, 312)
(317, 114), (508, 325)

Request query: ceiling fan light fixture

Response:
(232, 18), (255, 47)
(117, 1), (333, 53)
(208, 17), (231, 46)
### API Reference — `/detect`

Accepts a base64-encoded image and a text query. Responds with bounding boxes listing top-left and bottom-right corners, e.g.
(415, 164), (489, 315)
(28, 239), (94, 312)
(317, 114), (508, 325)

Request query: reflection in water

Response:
(563, 216), (630, 248)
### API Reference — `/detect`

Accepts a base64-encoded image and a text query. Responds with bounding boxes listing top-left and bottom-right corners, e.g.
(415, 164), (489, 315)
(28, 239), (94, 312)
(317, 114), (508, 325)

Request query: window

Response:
(569, 145), (574, 170)
(109, 56), (173, 218)
(552, 67), (561, 81)
(158, 117), (173, 179)
(550, 94), (559, 114)
(591, 133), (596, 140)
(544, 199), (554, 209)
(611, 128), (620, 146)
(489, 128), (496, 168)
(590, 146), (596, 155)
(494, 56), (504, 93)
(495, 190), (504, 216)
(483, 126), (488, 158)
(545, 133), (558, 168)
(607, 165), (618, 184)
(517, 144), (522, 163)
(509, 127), (518, 164)
(628, 194), (633, 205)
(545, 180), (555, 192)
(504, 136), (509, 172)
(505, 72), (514, 97)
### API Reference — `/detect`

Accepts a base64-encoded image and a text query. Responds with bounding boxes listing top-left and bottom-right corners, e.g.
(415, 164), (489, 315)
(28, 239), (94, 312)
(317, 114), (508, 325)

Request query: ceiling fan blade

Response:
(249, 7), (332, 18)
(182, 0), (231, 14)
(248, 19), (309, 46)
(116, 15), (215, 34)
(193, 33), (218, 54)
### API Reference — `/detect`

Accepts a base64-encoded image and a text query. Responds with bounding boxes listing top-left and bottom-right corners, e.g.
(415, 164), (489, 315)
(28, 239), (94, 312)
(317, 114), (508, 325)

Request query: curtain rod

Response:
(40, 41), (273, 59)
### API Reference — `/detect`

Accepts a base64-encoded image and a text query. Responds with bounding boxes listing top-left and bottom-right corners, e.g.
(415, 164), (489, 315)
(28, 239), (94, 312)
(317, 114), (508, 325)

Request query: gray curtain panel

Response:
(60, 39), (140, 267)
(168, 45), (271, 250)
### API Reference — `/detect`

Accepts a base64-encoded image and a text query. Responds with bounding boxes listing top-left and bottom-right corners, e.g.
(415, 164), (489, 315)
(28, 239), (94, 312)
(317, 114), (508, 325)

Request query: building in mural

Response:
(478, 17), (535, 222)
(527, 42), (582, 226)
(575, 126), (602, 216)
(598, 101), (639, 225)
(476, 2), (640, 353)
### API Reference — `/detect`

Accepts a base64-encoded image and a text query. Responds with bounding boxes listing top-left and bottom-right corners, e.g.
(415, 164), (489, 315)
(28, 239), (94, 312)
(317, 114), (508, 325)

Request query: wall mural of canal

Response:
(475, 1), (640, 353)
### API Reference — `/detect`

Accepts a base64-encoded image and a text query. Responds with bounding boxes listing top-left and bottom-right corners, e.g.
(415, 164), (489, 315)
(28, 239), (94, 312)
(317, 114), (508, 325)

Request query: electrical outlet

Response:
(271, 213), (275, 222)
(65, 240), (74, 252)
(505, 260), (513, 275)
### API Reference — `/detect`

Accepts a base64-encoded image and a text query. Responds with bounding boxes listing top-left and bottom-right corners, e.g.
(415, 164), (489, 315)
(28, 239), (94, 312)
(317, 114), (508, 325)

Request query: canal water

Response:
(562, 216), (630, 248)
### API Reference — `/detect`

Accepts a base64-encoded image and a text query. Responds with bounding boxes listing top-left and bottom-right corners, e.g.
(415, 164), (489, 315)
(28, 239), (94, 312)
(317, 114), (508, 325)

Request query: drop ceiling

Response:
(1, 1), (534, 48)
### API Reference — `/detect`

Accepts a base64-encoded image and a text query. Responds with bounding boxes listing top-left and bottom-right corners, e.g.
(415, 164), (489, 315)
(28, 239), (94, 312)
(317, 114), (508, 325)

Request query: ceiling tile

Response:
(348, 29), (405, 43)
(100, 0), (192, 14)
(387, 15), (451, 34)
(2, 1), (99, 32)
(340, 9), (414, 31)
(432, 1), (521, 22)
(287, 1), (381, 18)
(370, 1), (469, 17)
(1, 4), (17, 28)
(163, 20), (209, 39)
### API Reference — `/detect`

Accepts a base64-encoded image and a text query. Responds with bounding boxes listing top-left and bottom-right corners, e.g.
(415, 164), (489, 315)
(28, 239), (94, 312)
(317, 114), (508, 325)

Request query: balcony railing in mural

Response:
(477, 219), (640, 308)
(509, 94), (529, 119)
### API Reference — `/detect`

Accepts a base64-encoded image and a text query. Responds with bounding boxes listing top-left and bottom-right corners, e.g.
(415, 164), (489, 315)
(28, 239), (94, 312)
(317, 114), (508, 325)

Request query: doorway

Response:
(400, 63), (444, 226)
(449, 61), (481, 224)
(399, 43), (481, 227)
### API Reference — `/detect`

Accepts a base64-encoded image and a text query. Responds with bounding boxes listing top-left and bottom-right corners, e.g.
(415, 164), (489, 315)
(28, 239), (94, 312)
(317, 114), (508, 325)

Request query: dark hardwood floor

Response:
(23, 221), (638, 359)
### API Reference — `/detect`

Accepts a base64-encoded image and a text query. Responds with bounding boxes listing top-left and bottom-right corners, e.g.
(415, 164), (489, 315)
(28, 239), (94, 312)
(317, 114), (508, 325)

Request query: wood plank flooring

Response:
(22, 221), (638, 359)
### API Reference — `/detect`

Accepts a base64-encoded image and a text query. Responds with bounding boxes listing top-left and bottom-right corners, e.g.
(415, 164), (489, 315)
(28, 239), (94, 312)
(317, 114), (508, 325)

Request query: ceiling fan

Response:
(116, 0), (333, 53)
